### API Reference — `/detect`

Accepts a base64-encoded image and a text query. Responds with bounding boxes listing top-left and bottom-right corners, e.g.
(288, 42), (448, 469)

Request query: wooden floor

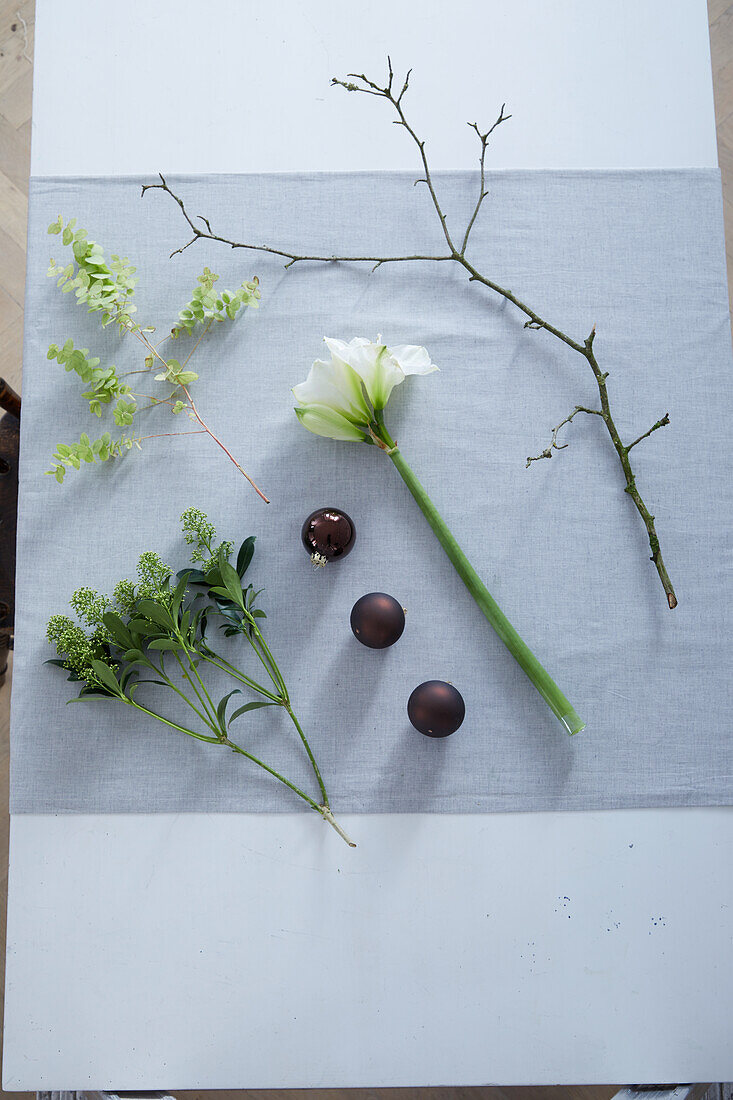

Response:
(0, 2), (731, 1096)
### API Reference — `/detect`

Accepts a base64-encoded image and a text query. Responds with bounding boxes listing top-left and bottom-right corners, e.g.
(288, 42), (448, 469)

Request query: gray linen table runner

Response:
(10, 169), (733, 813)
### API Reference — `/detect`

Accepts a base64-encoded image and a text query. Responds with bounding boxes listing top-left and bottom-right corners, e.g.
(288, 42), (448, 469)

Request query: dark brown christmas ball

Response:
(408, 680), (465, 737)
(301, 507), (356, 566)
(350, 592), (405, 649)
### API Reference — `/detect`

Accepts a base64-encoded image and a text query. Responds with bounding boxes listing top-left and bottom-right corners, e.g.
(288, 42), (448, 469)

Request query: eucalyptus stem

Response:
(375, 418), (584, 735)
(181, 318), (213, 367)
(128, 325), (271, 504)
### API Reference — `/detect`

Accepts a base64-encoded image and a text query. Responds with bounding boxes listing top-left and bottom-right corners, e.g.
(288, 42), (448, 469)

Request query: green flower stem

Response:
(214, 605), (282, 694)
(202, 622), (328, 806)
(130, 693), (319, 811)
(248, 637), (284, 694)
(240, 622), (329, 805)
(224, 734), (355, 847)
(178, 642), (223, 730)
(208, 632), (329, 807)
(210, 597), (289, 698)
(127, 695), (354, 845)
(148, 656), (218, 734)
(173, 653), (221, 731)
(285, 704), (329, 808)
(198, 650), (282, 703)
(127, 697), (219, 743)
(247, 619), (289, 699)
(375, 420), (585, 736)
(231, 606), (288, 696)
(223, 734), (319, 807)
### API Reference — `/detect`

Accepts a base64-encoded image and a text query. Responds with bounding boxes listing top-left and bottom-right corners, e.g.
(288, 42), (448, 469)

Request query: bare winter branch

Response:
(143, 59), (678, 609)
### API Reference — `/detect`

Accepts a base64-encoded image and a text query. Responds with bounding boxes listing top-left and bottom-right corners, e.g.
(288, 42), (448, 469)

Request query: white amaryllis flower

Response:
(292, 334), (584, 735)
(293, 336), (438, 441)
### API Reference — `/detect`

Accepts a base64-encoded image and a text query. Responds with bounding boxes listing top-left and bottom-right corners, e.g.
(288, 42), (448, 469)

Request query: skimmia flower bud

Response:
(293, 337), (584, 737)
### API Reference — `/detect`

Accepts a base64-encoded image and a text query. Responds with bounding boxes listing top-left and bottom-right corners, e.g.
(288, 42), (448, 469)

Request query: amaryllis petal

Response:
(341, 341), (403, 411)
(386, 343), (440, 376)
(292, 356), (371, 424)
(294, 404), (368, 442)
(322, 336), (438, 411)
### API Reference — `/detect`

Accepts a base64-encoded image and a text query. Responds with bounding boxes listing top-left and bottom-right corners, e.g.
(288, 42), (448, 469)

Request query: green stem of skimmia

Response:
(373, 415), (585, 736)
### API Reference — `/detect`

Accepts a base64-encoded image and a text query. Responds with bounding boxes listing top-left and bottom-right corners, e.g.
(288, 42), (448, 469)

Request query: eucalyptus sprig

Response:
(45, 216), (268, 502)
(47, 214), (138, 331)
(171, 267), (256, 337)
(46, 430), (142, 480)
(46, 510), (354, 846)
(47, 338), (134, 420)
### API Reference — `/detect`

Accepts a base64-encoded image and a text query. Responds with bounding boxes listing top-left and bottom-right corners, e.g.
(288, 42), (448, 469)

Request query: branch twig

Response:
(138, 430), (207, 441)
(626, 413), (670, 452)
(142, 61), (678, 608)
(461, 106), (511, 254)
(526, 406), (604, 466)
(142, 175), (449, 268)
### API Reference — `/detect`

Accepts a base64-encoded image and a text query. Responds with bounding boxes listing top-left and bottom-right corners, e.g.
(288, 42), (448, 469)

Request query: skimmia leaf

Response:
(229, 700), (279, 723)
(91, 660), (122, 695)
(236, 536), (256, 578)
(217, 689), (243, 727)
(219, 559), (245, 608)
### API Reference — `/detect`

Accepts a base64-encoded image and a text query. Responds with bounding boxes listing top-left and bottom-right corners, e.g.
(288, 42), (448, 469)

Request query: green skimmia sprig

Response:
(46, 509), (354, 846)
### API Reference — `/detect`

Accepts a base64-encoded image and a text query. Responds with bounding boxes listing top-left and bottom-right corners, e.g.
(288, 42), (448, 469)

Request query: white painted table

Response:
(4, 0), (732, 1088)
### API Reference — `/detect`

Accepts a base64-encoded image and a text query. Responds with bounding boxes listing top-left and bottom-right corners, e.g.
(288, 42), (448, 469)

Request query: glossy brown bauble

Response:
(408, 680), (465, 737)
(350, 592), (405, 649)
(301, 507), (356, 566)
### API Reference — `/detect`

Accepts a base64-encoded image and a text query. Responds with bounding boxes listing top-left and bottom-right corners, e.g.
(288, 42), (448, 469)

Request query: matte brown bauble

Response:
(407, 680), (465, 737)
(301, 507), (356, 566)
(350, 592), (405, 649)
